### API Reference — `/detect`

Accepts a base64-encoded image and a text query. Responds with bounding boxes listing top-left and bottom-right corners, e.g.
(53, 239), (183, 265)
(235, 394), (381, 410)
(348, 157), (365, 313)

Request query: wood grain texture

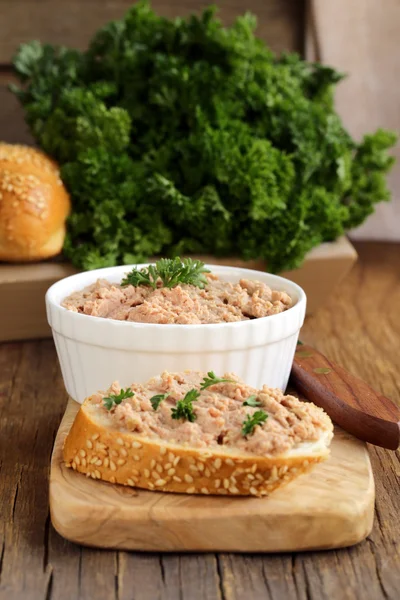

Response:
(0, 262), (77, 341)
(50, 398), (374, 552)
(0, 0), (304, 63)
(0, 241), (399, 600)
(291, 344), (400, 449)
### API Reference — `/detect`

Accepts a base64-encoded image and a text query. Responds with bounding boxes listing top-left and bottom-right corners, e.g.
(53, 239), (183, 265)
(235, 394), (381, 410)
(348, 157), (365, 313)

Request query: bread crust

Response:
(0, 143), (70, 261)
(63, 402), (329, 497)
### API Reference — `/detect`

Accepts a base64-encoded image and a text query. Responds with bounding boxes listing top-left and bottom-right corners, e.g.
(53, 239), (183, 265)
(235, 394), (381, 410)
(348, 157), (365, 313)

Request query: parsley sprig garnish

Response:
(200, 371), (236, 390)
(103, 388), (134, 410)
(121, 257), (210, 289)
(242, 395), (261, 407)
(150, 393), (169, 410)
(241, 410), (268, 436)
(171, 389), (200, 422)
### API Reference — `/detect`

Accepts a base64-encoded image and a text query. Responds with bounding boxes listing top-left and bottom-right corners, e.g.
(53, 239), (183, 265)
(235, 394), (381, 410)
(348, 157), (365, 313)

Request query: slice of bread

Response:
(63, 371), (333, 497)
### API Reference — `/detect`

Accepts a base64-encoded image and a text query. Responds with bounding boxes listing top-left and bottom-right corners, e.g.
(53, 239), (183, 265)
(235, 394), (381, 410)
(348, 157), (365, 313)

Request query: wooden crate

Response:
(0, 237), (357, 342)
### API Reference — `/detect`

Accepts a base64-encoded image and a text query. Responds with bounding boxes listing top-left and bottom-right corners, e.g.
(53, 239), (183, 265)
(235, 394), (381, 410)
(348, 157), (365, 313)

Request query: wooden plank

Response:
(0, 262), (77, 341)
(0, 0), (304, 64)
(117, 553), (223, 600)
(49, 398), (374, 552)
(0, 341), (67, 600)
(0, 241), (399, 600)
(218, 554), (309, 600)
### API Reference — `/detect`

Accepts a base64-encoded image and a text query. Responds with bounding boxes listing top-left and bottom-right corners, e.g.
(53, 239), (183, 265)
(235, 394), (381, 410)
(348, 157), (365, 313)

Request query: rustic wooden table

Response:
(0, 241), (399, 600)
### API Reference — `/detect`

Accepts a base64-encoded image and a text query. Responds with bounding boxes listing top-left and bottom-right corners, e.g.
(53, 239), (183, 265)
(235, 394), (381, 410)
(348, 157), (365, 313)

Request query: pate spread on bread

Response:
(63, 371), (333, 497)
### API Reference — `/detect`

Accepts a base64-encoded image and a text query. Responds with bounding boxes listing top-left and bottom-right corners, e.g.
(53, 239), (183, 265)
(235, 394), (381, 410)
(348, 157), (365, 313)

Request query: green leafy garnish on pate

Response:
(200, 371), (236, 390)
(121, 258), (210, 289)
(242, 395), (261, 407)
(103, 388), (135, 410)
(171, 389), (200, 422)
(150, 393), (169, 410)
(241, 410), (268, 436)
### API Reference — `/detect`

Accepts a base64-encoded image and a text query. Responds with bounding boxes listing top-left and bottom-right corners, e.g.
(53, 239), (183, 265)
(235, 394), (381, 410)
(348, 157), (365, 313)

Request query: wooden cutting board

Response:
(49, 399), (375, 552)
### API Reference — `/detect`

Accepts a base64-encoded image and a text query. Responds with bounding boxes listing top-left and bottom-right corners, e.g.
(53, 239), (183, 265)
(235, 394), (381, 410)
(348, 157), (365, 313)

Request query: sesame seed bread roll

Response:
(63, 371), (334, 497)
(0, 143), (70, 261)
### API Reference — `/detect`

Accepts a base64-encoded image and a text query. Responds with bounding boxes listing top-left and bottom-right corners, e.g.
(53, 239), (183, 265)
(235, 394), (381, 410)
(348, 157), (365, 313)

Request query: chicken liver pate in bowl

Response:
(46, 263), (306, 403)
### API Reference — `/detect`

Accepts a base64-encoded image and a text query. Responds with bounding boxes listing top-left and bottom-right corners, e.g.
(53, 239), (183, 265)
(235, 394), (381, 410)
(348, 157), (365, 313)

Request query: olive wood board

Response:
(49, 398), (374, 552)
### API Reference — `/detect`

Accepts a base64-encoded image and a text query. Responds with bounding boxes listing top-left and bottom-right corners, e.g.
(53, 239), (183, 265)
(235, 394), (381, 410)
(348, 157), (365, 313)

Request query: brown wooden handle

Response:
(290, 344), (400, 450)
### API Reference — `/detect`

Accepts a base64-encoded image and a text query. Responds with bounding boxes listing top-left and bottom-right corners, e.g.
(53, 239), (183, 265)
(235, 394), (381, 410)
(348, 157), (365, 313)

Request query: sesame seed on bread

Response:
(0, 143), (70, 261)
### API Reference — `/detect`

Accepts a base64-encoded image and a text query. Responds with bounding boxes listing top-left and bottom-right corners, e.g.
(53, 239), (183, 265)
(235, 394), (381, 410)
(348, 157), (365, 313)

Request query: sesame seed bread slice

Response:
(63, 399), (333, 498)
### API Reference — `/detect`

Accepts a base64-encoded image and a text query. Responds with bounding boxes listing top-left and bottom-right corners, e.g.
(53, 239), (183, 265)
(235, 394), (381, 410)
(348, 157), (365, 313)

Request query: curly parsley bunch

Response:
(11, 1), (397, 272)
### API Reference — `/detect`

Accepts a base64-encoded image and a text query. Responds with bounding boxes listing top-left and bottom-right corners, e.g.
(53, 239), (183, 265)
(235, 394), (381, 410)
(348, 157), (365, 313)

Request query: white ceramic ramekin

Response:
(46, 264), (306, 403)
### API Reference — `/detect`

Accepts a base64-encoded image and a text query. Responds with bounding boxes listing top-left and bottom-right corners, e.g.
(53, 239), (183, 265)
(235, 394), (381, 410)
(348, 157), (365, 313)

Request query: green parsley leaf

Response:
(121, 258), (210, 289)
(200, 371), (236, 390)
(241, 410), (268, 436)
(150, 393), (169, 410)
(171, 389), (200, 422)
(103, 388), (134, 410)
(242, 395), (261, 407)
(11, 4), (397, 273)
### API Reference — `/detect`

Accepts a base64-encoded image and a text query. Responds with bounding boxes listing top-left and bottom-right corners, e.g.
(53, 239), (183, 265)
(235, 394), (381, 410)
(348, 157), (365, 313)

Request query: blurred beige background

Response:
(307, 0), (400, 241)
(0, 0), (398, 240)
